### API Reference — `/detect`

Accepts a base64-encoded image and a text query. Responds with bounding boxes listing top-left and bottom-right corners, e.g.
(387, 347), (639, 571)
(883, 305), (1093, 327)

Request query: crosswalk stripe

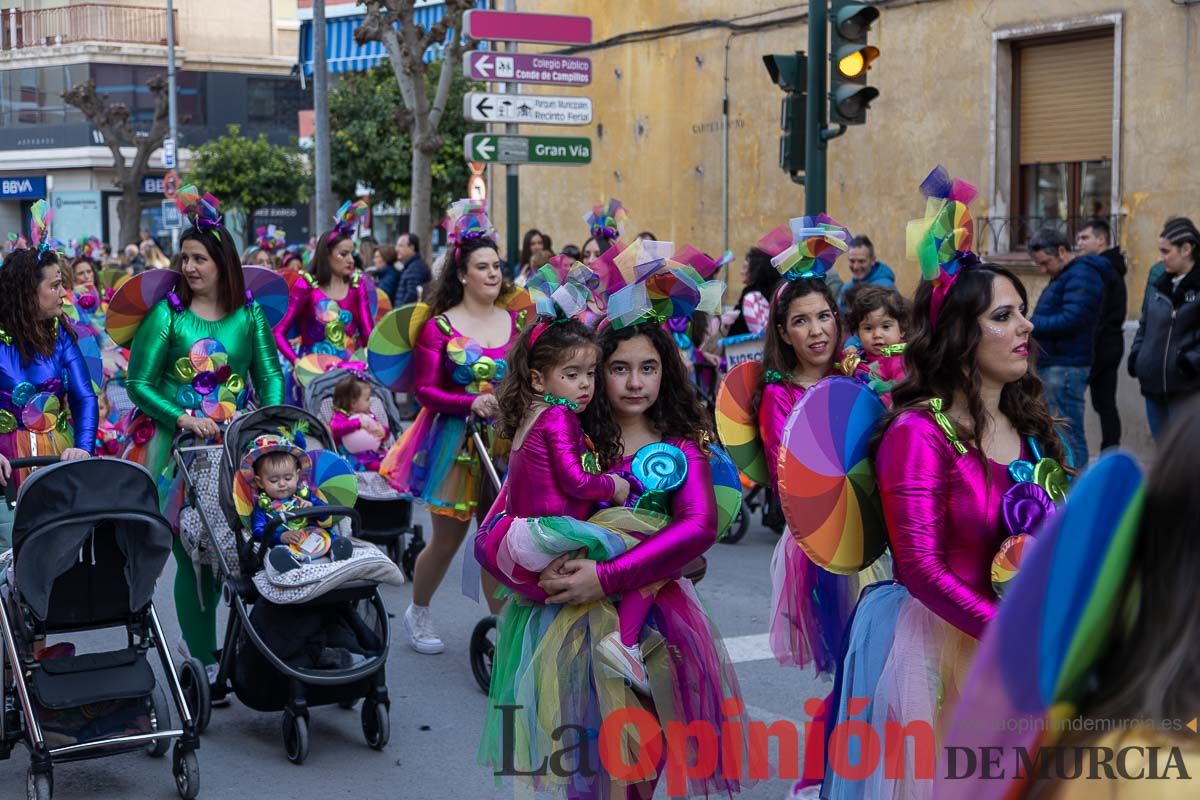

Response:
(721, 633), (775, 664)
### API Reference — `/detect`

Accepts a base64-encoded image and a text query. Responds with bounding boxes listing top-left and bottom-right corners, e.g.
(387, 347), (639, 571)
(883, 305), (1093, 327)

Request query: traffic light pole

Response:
(804, 0), (827, 216)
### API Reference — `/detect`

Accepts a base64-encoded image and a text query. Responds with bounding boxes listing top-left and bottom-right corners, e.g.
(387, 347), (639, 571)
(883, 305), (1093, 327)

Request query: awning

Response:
(298, 3), (461, 76)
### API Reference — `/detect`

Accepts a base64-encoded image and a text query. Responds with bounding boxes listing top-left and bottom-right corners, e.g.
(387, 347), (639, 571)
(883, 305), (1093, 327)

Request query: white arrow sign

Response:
(471, 135), (496, 161)
(474, 53), (494, 78)
(463, 92), (593, 126)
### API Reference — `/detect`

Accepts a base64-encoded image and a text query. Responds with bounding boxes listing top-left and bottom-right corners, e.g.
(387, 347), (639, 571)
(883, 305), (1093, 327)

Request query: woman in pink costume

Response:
(380, 201), (519, 654)
(273, 200), (375, 366)
(476, 322), (747, 800)
(820, 169), (1069, 800)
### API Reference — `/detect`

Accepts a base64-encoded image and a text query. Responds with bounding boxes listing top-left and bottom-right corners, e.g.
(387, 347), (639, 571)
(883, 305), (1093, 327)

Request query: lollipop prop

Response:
(714, 360), (769, 485)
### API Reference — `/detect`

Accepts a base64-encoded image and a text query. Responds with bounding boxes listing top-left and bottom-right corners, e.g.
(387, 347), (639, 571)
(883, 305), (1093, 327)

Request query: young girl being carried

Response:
(329, 372), (389, 470)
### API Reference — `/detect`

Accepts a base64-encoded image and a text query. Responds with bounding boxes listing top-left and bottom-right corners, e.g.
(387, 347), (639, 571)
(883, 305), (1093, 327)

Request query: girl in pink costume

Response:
(273, 200), (375, 365)
(477, 322), (746, 800)
(329, 372), (388, 470)
(821, 168), (1069, 800)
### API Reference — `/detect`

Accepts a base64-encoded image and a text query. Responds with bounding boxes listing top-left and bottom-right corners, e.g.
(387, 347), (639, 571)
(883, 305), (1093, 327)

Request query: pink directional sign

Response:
(463, 10), (592, 46)
(464, 52), (591, 87)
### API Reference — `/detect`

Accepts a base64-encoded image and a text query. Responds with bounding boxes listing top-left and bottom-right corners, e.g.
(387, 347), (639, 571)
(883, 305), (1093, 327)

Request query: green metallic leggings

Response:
(171, 537), (221, 666)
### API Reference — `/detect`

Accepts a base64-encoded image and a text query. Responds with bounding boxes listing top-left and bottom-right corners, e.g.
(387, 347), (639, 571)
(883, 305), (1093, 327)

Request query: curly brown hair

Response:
(0, 248), (75, 362)
(581, 322), (714, 468)
(496, 318), (599, 439)
(427, 236), (512, 315)
(880, 263), (1065, 466)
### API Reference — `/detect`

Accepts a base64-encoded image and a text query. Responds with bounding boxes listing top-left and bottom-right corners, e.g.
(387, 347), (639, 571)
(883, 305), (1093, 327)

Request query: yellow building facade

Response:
(487, 0), (1200, 313)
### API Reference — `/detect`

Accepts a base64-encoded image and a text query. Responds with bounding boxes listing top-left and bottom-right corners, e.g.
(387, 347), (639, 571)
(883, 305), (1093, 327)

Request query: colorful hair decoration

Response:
(756, 213), (850, 281)
(525, 259), (601, 346)
(602, 239), (726, 330)
(255, 224), (287, 253)
(442, 198), (495, 259)
(5, 233), (26, 253)
(584, 198), (627, 240)
(329, 200), (369, 243)
(29, 199), (63, 257)
(174, 185), (224, 240)
(905, 165), (980, 330)
(79, 236), (103, 261)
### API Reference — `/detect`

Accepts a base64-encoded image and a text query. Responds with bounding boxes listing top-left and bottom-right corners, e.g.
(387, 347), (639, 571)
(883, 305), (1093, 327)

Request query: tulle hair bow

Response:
(526, 259), (603, 346)
(174, 185), (223, 240)
(29, 199), (63, 257)
(443, 199), (495, 253)
(256, 224), (287, 252)
(329, 199), (369, 243)
(584, 198), (627, 240)
(905, 165), (980, 330)
(756, 213), (850, 281)
(5, 233), (26, 253)
(602, 239), (726, 330)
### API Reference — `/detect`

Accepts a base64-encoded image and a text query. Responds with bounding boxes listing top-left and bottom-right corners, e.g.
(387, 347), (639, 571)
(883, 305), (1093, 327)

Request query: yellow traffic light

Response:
(837, 46), (879, 78)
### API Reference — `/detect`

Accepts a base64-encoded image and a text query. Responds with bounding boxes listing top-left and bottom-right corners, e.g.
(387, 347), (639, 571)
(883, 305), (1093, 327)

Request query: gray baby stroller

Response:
(171, 405), (394, 764)
(0, 457), (201, 800)
(302, 367), (425, 580)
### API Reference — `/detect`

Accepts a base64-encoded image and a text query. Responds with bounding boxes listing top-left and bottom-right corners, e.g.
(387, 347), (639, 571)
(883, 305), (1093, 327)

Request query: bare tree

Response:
(63, 76), (170, 247)
(355, 0), (474, 260)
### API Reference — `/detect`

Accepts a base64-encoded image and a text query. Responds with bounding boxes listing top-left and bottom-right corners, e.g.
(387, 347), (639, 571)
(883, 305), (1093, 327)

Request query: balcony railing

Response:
(977, 214), (1126, 256)
(0, 4), (177, 50)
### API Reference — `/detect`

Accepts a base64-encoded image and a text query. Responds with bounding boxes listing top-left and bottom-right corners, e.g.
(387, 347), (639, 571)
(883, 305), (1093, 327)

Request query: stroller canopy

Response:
(12, 458), (172, 620)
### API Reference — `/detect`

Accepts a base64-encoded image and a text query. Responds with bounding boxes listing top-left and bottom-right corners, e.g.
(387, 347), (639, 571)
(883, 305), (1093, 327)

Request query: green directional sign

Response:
(464, 133), (592, 165)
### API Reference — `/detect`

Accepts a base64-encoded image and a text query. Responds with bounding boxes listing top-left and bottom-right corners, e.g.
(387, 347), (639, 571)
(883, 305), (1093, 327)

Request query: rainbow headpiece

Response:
(29, 199), (63, 258)
(443, 199), (495, 254)
(584, 198), (627, 240)
(756, 213), (850, 282)
(599, 239), (726, 330)
(905, 165), (981, 330)
(174, 185), (223, 239)
(5, 233), (27, 253)
(238, 430), (312, 485)
(525, 257), (603, 346)
(329, 200), (369, 243)
(255, 225), (287, 253)
(78, 236), (103, 262)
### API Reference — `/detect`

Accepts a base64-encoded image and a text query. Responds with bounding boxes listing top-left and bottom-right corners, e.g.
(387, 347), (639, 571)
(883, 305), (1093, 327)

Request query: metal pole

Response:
(313, 0), (331, 233)
(504, 0), (519, 268)
(805, 0), (827, 216)
(166, 0), (179, 253)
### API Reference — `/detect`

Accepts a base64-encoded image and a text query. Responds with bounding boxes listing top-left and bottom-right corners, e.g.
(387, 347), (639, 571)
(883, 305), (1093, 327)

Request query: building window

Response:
(1013, 32), (1115, 245)
(0, 63), (87, 126)
(246, 76), (305, 126)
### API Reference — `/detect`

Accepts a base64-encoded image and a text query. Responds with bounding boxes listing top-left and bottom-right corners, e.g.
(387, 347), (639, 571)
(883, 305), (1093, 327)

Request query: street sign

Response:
(464, 52), (591, 86)
(161, 199), (183, 229)
(463, 10), (592, 46)
(464, 92), (592, 126)
(464, 134), (592, 165)
(162, 137), (176, 169)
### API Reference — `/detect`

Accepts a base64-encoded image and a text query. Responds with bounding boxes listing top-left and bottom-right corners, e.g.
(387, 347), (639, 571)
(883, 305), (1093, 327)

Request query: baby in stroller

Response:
(244, 432), (354, 573)
(329, 373), (389, 470)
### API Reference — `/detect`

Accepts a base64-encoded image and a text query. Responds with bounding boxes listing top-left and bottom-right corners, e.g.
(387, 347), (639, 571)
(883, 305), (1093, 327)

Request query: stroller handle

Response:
(466, 417), (503, 493)
(256, 504), (362, 566)
(3, 455), (62, 507)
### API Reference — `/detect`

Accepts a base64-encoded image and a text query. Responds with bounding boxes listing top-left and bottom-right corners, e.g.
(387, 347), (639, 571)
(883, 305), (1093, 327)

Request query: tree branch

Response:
(427, 1), (472, 131)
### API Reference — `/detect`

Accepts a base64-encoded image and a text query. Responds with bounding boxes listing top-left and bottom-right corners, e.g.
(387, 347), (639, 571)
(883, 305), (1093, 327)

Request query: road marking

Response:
(722, 633), (774, 664)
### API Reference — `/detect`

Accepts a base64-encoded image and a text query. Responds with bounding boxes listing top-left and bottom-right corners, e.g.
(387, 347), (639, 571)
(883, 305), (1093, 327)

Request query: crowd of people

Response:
(0, 170), (1196, 799)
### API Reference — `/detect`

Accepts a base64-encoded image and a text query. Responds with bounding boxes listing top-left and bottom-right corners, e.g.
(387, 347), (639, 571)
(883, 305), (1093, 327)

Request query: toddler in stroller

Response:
(172, 405), (399, 764)
(0, 457), (201, 800)
(303, 367), (425, 579)
(328, 373), (389, 470)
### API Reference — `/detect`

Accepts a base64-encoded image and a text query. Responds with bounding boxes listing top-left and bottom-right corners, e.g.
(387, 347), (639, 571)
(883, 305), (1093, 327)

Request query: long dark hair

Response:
(881, 263), (1063, 465)
(519, 229), (551, 268)
(0, 248), (74, 361)
(581, 322), (714, 468)
(177, 225), (245, 315)
(761, 277), (841, 380)
(311, 229), (352, 287)
(496, 319), (598, 439)
(427, 235), (511, 315)
(582, 235), (616, 260)
(742, 247), (781, 298)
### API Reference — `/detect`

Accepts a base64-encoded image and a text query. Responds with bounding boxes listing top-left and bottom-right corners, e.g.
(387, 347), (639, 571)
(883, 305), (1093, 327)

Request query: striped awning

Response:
(299, 3), (455, 76)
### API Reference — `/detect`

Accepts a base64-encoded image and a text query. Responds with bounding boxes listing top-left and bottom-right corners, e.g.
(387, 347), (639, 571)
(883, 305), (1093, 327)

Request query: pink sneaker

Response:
(39, 642), (76, 660)
(595, 632), (650, 694)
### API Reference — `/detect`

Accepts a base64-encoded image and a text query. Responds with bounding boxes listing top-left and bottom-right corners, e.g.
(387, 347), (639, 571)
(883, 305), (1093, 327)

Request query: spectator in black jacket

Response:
(1028, 227), (1107, 467)
(1128, 217), (1200, 439)
(1075, 219), (1127, 450)
(390, 232), (430, 306)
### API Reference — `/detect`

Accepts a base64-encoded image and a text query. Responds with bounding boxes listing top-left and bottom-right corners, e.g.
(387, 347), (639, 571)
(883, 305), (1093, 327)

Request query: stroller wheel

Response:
(25, 768), (51, 800)
(173, 743), (200, 800)
(469, 615), (498, 694)
(283, 709), (309, 765)
(178, 657), (212, 735)
(146, 684), (172, 757)
(361, 701), (390, 750)
(722, 502), (750, 544)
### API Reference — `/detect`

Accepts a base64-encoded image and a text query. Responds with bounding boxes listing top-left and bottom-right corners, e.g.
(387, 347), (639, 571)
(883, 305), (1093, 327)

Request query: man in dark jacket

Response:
(382, 232), (429, 306)
(1128, 217), (1200, 438)
(1075, 219), (1127, 450)
(1028, 227), (1106, 467)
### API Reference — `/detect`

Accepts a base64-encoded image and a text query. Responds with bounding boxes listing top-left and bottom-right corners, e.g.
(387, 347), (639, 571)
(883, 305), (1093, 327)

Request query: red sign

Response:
(162, 171), (180, 199)
(463, 10), (592, 46)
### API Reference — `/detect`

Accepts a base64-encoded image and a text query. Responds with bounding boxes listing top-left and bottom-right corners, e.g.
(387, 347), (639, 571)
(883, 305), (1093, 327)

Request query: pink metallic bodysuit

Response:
(273, 272), (375, 362)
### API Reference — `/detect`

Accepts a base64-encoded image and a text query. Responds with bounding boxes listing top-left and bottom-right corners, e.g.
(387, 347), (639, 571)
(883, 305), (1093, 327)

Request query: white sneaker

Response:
(404, 604), (445, 654)
(595, 632), (650, 694)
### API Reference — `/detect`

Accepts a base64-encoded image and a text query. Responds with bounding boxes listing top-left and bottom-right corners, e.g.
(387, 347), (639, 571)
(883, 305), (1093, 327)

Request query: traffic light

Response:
(762, 52), (807, 179)
(829, 1), (880, 125)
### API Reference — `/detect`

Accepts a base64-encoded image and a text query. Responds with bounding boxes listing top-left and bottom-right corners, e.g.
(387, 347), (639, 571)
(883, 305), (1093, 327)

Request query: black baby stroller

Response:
(0, 457), (201, 800)
(302, 366), (425, 580)
(171, 405), (393, 764)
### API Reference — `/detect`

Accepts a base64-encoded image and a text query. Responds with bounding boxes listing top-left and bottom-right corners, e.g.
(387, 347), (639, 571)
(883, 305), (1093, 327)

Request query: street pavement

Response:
(0, 504), (824, 799)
